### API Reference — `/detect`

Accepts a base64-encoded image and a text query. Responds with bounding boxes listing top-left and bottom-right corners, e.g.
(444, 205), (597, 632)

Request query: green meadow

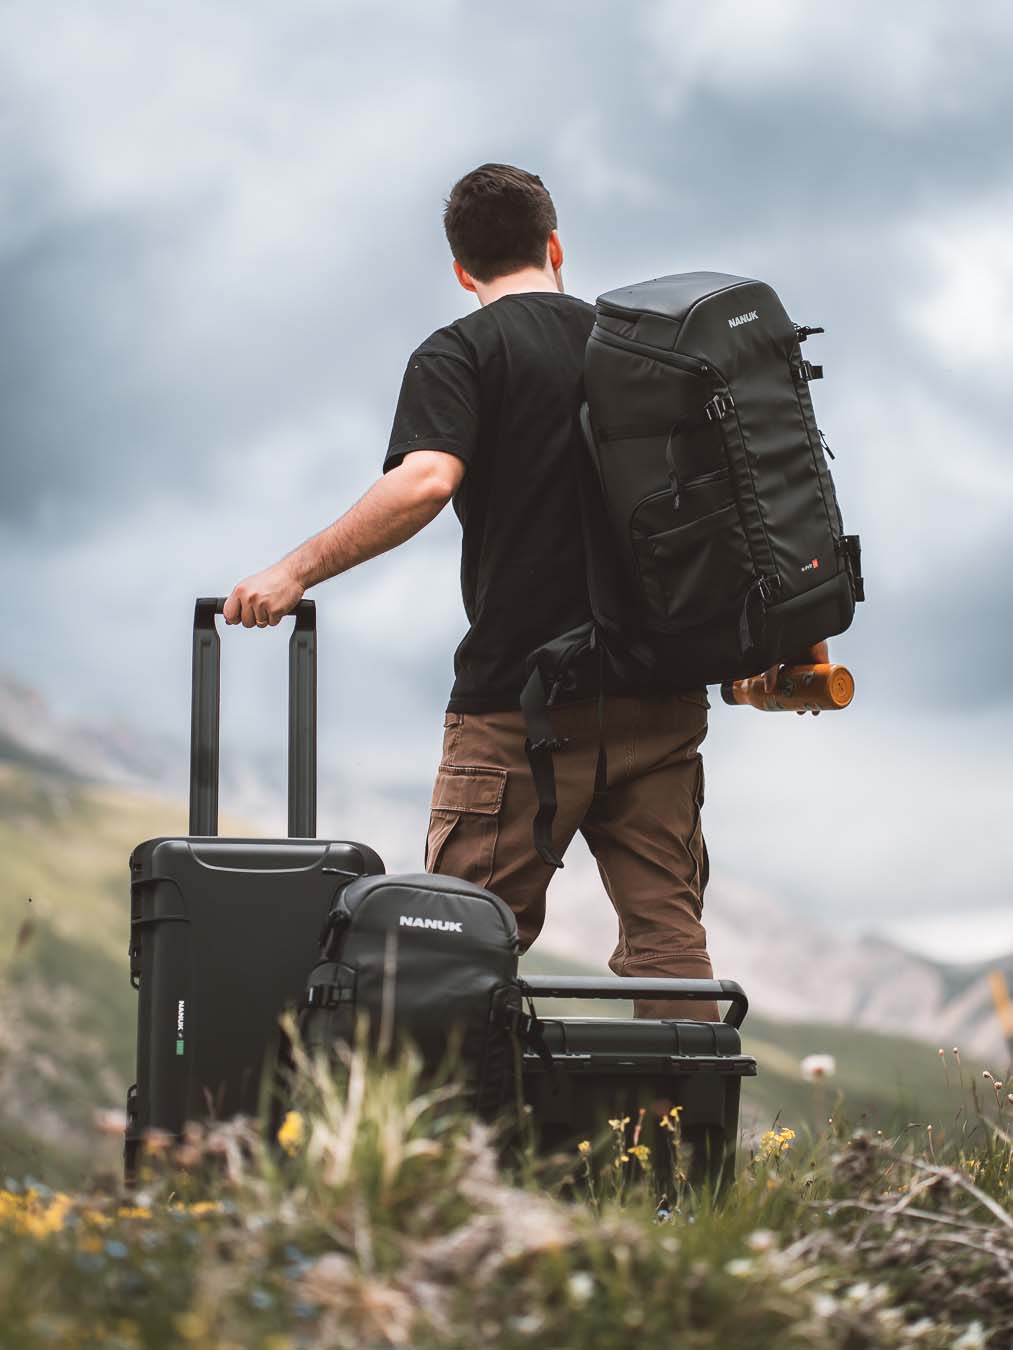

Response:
(1, 761), (1010, 1346)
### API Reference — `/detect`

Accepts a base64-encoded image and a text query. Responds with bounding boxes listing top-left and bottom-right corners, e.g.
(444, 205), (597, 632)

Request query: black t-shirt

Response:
(384, 291), (597, 713)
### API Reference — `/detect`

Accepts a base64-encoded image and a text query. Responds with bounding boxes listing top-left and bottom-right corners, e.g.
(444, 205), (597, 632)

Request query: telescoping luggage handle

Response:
(190, 597), (317, 839)
(517, 976), (749, 1029)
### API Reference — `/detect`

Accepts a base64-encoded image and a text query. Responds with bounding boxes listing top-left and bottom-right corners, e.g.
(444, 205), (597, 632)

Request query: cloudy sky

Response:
(2, 2), (1011, 959)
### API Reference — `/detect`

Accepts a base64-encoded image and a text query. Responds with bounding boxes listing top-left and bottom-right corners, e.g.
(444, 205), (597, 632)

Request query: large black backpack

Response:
(295, 873), (525, 1117)
(523, 271), (865, 865)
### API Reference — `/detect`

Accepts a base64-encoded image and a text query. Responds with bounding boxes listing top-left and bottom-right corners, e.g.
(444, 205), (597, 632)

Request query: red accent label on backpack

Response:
(801, 558), (820, 573)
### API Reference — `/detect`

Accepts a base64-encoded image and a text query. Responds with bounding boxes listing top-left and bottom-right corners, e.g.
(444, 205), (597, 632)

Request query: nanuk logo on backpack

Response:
(728, 310), (759, 329)
(399, 915), (463, 933)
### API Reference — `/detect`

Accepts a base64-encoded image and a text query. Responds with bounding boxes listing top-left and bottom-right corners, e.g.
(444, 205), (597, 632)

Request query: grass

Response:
(2, 760), (1011, 1344)
(0, 1040), (1009, 1349)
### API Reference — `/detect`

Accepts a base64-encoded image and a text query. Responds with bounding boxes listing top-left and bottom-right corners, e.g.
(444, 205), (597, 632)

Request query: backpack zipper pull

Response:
(738, 574), (781, 654)
(818, 428), (835, 460)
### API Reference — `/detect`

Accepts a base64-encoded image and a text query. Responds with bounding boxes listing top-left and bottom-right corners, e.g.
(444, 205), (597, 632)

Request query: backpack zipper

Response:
(590, 325), (716, 377)
(632, 470), (734, 530)
(682, 468), (729, 488)
(788, 353), (841, 545)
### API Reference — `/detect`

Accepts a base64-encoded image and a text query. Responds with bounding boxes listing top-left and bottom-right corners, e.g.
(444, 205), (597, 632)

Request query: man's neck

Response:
(473, 267), (563, 307)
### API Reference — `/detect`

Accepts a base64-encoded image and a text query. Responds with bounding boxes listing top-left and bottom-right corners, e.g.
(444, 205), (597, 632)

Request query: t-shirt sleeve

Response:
(383, 339), (480, 474)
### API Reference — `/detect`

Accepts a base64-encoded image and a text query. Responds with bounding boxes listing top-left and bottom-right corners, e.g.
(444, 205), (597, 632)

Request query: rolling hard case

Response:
(520, 976), (757, 1189)
(124, 598), (384, 1177)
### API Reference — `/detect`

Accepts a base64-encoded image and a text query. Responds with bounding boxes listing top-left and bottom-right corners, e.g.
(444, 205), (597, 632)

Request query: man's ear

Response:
(453, 259), (478, 293)
(547, 230), (564, 276)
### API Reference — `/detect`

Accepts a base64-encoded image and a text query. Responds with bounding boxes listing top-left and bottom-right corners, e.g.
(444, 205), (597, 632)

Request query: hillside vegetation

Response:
(1, 1041), (1011, 1348)
(1, 762), (1012, 1345)
(0, 762), (1003, 1184)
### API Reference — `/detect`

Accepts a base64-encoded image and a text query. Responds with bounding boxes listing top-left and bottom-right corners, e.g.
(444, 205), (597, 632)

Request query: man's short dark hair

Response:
(443, 163), (558, 283)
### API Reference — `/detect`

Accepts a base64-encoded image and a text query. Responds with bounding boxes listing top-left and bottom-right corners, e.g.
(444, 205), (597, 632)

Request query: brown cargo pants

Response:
(424, 691), (720, 1021)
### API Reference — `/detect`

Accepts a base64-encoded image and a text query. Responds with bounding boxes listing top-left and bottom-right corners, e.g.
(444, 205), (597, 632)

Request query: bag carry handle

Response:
(190, 597), (317, 839)
(517, 976), (748, 1029)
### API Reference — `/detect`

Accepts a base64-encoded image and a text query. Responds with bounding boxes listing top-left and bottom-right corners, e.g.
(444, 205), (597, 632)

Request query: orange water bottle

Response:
(720, 663), (855, 714)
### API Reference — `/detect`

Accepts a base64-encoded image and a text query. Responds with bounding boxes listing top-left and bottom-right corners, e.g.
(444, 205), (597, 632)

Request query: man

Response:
(225, 163), (820, 1019)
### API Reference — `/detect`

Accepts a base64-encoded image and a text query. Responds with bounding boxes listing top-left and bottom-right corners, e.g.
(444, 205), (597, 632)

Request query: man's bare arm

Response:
(223, 450), (465, 628)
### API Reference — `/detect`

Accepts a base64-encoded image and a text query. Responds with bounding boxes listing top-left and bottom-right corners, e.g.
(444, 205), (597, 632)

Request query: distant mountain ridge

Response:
(2, 671), (1010, 1066)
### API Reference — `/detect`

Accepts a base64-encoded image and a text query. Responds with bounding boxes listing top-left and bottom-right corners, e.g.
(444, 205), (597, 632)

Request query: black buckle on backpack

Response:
(794, 324), (824, 342)
(546, 668), (580, 708)
(758, 574), (782, 604)
(511, 1000), (557, 1083)
(797, 359), (824, 381)
(704, 391), (734, 421)
(305, 982), (349, 1010)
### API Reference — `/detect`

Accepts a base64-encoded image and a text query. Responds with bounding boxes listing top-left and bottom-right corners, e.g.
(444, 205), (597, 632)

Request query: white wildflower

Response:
(746, 1229), (777, 1253)
(843, 1281), (871, 1304)
(801, 1053), (837, 1080)
(953, 1323), (986, 1350)
(905, 1318), (937, 1341)
(567, 1271), (594, 1304)
(725, 1258), (754, 1278)
(509, 1313), (545, 1336)
(810, 1293), (837, 1319)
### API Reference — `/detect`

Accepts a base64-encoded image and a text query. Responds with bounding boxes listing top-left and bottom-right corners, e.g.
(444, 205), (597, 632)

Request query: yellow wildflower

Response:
(277, 1110), (305, 1156)
(757, 1127), (796, 1161)
(175, 1311), (208, 1341)
(629, 1145), (651, 1163)
(2, 1191), (75, 1239)
(577, 1140), (592, 1155)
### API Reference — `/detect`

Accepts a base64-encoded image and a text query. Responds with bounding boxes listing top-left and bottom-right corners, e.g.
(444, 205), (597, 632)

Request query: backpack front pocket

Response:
(632, 497), (754, 632)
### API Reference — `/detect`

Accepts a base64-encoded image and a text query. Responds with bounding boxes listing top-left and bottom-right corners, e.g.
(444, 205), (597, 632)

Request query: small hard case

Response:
(520, 976), (756, 1190)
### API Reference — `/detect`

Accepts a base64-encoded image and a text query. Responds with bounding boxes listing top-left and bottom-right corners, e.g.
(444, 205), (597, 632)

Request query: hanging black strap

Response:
(521, 662), (568, 870)
(576, 404), (625, 643)
(575, 406), (627, 832)
(517, 406), (623, 871)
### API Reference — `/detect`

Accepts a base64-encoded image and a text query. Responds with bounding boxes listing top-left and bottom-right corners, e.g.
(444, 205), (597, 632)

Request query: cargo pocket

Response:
(425, 764), (507, 889)
(632, 490), (753, 632)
